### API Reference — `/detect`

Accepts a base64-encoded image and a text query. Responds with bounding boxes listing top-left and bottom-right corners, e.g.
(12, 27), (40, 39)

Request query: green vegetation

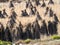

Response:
(51, 35), (60, 40)
(0, 40), (12, 45)
(24, 39), (31, 44)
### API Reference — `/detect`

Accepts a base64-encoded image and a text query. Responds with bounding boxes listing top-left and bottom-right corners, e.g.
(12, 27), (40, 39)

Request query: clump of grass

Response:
(51, 35), (60, 40)
(24, 39), (31, 44)
(0, 40), (12, 45)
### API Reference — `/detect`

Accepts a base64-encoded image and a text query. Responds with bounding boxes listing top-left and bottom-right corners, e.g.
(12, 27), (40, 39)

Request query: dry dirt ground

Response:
(13, 39), (60, 45)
